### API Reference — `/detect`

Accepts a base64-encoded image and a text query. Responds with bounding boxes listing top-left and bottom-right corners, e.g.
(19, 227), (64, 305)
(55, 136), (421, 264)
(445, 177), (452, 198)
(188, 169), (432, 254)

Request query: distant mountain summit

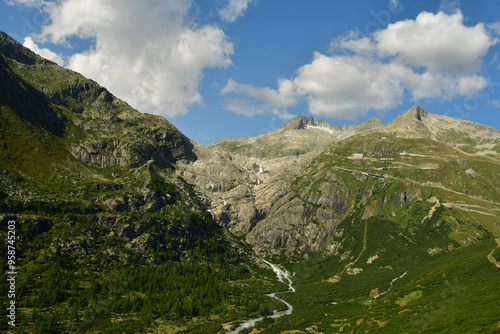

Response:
(209, 105), (500, 159)
(281, 115), (317, 130)
(401, 105), (429, 121)
(281, 114), (384, 133)
(209, 114), (385, 158)
(382, 105), (500, 157)
(383, 105), (433, 138)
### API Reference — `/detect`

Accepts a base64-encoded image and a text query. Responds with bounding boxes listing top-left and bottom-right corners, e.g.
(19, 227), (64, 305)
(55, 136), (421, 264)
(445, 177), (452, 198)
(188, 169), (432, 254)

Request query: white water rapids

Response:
(374, 270), (408, 299)
(227, 260), (294, 334)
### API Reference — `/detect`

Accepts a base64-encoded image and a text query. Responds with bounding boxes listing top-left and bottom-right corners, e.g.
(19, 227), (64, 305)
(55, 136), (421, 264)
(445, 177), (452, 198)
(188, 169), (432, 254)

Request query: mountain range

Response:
(0, 31), (499, 333)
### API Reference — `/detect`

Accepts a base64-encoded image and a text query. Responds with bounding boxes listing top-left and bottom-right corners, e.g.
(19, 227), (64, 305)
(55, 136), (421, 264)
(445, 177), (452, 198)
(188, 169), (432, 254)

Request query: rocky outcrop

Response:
(69, 127), (196, 169)
(280, 115), (384, 135)
(315, 119), (331, 128)
(58, 78), (198, 169)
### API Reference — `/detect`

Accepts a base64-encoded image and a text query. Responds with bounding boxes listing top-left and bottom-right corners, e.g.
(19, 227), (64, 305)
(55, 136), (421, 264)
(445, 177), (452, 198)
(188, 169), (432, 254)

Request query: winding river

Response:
(227, 260), (295, 334)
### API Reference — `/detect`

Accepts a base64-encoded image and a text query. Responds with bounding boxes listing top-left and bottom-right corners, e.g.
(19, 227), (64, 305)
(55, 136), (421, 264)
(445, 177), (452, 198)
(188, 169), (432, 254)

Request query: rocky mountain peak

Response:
(281, 115), (316, 130)
(365, 116), (384, 126)
(402, 105), (429, 121)
(383, 105), (432, 138)
(315, 119), (331, 128)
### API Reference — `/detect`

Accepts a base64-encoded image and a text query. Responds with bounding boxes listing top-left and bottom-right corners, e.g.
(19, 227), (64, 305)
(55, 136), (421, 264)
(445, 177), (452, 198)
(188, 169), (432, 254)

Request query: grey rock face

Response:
(69, 127), (196, 169)
(246, 190), (349, 254)
(281, 116), (316, 130)
(179, 146), (352, 255)
(63, 88), (197, 168)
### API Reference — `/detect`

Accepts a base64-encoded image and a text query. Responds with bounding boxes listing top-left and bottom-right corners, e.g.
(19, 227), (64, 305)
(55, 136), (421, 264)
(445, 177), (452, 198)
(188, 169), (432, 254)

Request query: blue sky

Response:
(1, 0), (500, 144)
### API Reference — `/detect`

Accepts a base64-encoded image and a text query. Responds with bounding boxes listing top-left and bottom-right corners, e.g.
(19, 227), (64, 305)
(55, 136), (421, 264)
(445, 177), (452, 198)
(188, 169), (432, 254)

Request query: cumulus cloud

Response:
(10, 0), (235, 117)
(221, 78), (295, 118)
(224, 97), (294, 119)
(331, 32), (377, 56)
(23, 36), (64, 65)
(218, 0), (255, 23)
(291, 53), (404, 118)
(222, 11), (497, 119)
(224, 97), (269, 117)
(375, 11), (494, 75)
(38, 0), (119, 44)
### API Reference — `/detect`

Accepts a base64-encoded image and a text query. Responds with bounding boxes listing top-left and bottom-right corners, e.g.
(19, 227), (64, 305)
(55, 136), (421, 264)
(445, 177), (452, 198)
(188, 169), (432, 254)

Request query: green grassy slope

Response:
(260, 215), (499, 333)
(250, 132), (500, 333)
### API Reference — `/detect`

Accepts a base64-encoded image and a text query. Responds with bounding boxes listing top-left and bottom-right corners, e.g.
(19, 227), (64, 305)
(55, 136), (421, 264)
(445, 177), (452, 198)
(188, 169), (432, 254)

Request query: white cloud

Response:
(331, 32), (377, 56)
(221, 79), (297, 108)
(389, 0), (403, 12)
(375, 11), (495, 76)
(291, 53), (404, 118)
(22, 36), (64, 65)
(439, 0), (461, 14)
(489, 22), (500, 36)
(224, 96), (294, 119)
(224, 97), (269, 117)
(12, 0), (234, 117)
(218, 0), (254, 23)
(456, 75), (489, 96)
(222, 11), (497, 119)
(38, 0), (119, 44)
(221, 78), (296, 118)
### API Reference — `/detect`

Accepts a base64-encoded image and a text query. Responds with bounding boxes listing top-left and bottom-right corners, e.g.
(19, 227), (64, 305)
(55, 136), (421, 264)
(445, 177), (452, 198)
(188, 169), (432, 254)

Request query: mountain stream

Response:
(227, 260), (294, 334)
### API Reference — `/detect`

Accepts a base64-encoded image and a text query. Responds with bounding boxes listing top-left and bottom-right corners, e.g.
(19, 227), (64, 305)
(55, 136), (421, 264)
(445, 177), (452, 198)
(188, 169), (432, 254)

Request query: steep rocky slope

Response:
(0, 32), (196, 170)
(0, 31), (209, 265)
(178, 147), (326, 254)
